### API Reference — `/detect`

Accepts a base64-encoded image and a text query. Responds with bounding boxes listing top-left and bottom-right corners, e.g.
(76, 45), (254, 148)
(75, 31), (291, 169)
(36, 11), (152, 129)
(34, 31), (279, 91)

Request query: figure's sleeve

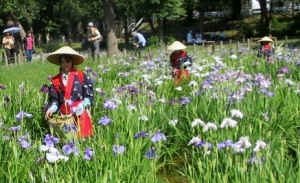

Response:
(2, 37), (7, 44)
(47, 84), (60, 112)
(82, 73), (94, 106)
(93, 29), (101, 40)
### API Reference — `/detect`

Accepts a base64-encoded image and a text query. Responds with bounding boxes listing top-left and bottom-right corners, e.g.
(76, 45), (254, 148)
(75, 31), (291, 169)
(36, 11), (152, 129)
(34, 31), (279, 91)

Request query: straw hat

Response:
(47, 46), (84, 66)
(167, 41), (187, 50)
(258, 36), (273, 42)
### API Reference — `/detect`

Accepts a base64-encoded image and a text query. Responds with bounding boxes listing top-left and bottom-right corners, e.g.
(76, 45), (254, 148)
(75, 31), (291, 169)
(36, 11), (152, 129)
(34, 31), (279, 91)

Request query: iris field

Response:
(0, 43), (300, 183)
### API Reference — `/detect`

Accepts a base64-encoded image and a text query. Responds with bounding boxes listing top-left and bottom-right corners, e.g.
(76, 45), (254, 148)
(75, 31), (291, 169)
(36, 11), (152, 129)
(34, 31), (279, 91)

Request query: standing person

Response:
(45, 46), (94, 139)
(22, 31), (35, 62)
(2, 32), (15, 65)
(168, 41), (193, 85)
(87, 22), (101, 60)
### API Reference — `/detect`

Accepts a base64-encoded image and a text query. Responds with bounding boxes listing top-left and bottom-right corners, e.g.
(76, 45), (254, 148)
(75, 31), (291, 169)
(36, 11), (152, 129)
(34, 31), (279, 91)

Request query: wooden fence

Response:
(0, 35), (300, 65)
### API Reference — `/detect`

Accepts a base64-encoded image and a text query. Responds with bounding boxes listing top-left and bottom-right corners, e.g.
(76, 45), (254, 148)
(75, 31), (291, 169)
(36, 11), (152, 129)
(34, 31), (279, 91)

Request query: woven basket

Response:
(48, 116), (78, 142)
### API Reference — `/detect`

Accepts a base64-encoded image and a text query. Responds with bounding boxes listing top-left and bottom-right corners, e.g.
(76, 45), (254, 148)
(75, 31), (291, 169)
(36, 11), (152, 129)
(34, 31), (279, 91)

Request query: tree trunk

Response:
(198, 7), (205, 35)
(163, 17), (167, 35)
(231, 0), (242, 20)
(124, 16), (129, 45)
(185, 7), (194, 26)
(103, 0), (119, 57)
(147, 17), (156, 34)
(157, 17), (164, 44)
(259, 0), (269, 34)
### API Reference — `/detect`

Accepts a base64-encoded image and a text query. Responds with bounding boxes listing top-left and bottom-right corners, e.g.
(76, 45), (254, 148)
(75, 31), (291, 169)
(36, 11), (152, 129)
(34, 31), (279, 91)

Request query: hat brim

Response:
(167, 41), (187, 50)
(46, 46), (84, 66)
(258, 37), (273, 42)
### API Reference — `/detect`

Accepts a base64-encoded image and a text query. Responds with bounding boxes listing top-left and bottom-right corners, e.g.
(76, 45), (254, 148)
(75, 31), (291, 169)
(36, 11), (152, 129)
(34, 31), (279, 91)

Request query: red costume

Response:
(50, 68), (94, 138)
(170, 50), (187, 69)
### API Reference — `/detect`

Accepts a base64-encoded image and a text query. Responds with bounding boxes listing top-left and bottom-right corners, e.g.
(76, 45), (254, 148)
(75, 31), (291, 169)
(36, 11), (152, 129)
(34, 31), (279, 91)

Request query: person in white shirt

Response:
(87, 22), (102, 59)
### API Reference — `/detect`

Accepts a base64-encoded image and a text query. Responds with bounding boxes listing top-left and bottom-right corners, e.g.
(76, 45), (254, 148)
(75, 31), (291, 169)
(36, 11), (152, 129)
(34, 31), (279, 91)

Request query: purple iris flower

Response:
(15, 111), (33, 121)
(43, 134), (60, 147)
(112, 145), (126, 155)
(19, 139), (31, 149)
(217, 140), (233, 149)
(0, 84), (6, 89)
(151, 131), (167, 143)
(84, 148), (93, 160)
(62, 123), (77, 132)
(103, 100), (117, 109)
(195, 141), (212, 148)
(168, 98), (181, 105)
(8, 125), (21, 132)
(18, 133), (30, 149)
(84, 67), (93, 73)
(145, 147), (158, 159)
(19, 133), (29, 140)
(134, 131), (149, 139)
(277, 66), (290, 74)
(62, 142), (79, 155)
(98, 115), (113, 125)
(181, 97), (192, 105)
(39, 84), (49, 93)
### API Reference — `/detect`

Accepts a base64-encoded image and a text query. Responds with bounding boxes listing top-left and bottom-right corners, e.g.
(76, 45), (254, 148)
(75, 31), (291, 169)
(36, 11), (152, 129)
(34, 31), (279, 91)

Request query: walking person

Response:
(87, 22), (101, 60)
(45, 46), (94, 139)
(22, 31), (35, 62)
(2, 32), (15, 65)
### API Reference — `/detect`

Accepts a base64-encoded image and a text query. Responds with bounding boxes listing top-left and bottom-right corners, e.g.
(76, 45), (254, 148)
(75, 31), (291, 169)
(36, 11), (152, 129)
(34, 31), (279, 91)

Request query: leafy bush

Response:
(147, 35), (160, 46)
(240, 22), (257, 38)
(147, 35), (176, 46)
(270, 17), (289, 36)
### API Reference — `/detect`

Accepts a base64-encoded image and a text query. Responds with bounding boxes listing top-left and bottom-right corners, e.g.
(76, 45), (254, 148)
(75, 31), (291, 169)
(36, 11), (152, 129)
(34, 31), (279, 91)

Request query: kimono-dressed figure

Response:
(257, 36), (274, 59)
(168, 41), (193, 85)
(45, 46), (94, 138)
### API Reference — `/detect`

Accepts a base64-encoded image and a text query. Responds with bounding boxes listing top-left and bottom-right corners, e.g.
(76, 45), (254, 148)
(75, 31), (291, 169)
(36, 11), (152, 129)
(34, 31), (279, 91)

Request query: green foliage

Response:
(240, 22), (257, 38)
(147, 34), (176, 46)
(270, 17), (289, 36)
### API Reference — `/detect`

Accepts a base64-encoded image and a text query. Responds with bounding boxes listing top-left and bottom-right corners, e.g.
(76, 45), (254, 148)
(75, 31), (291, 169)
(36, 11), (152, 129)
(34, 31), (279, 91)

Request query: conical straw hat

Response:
(167, 41), (187, 50)
(47, 46), (84, 66)
(258, 36), (273, 42)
